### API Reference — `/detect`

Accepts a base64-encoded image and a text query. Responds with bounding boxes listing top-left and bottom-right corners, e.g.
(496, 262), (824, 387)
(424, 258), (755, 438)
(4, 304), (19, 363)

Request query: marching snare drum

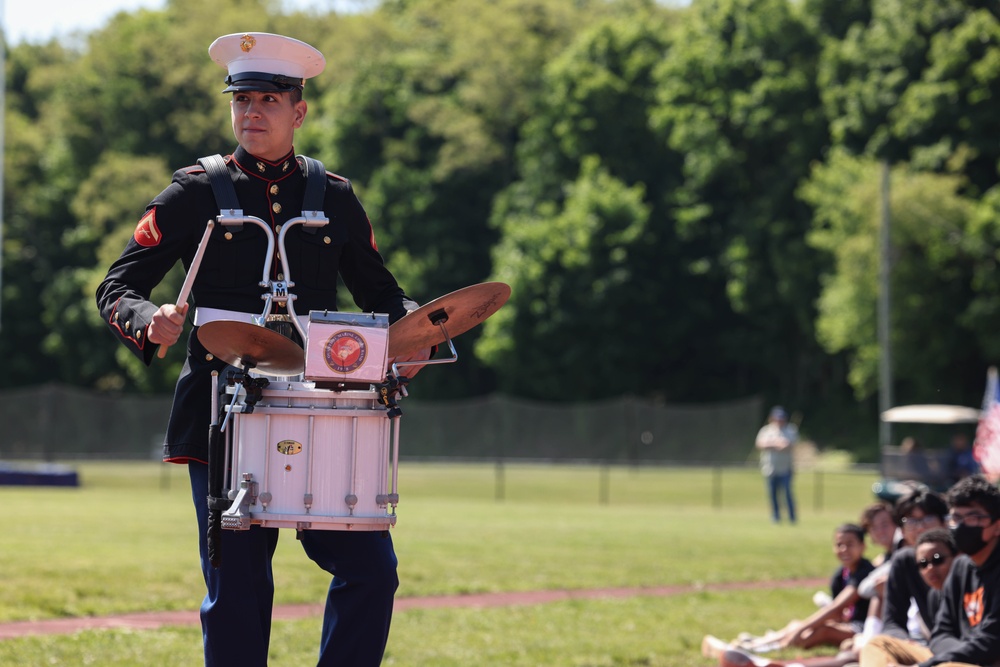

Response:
(222, 382), (399, 531)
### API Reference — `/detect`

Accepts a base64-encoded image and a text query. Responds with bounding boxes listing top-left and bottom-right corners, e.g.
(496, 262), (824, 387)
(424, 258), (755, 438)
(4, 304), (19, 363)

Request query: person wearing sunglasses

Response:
(862, 491), (949, 648)
(859, 474), (1000, 666)
(913, 530), (957, 593)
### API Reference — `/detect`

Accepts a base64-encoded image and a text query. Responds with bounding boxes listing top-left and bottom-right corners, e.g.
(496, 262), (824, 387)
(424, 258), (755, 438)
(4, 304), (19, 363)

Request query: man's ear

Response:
(293, 100), (307, 129)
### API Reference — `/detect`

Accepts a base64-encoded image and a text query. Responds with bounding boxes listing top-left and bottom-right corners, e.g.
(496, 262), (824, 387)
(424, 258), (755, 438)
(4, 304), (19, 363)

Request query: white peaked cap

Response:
(208, 32), (326, 92)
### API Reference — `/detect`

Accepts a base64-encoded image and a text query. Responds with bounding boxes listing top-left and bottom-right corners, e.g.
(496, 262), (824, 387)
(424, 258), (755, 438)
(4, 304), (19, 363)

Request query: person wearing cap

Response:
(755, 406), (798, 523)
(96, 32), (429, 667)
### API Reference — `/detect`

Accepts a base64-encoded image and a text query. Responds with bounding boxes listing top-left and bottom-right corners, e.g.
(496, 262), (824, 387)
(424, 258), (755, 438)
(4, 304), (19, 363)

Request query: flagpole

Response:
(0, 0), (6, 332)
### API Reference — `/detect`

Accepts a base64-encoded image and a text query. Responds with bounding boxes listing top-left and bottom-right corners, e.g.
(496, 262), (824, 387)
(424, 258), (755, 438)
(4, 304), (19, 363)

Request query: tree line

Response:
(3, 0), (1000, 454)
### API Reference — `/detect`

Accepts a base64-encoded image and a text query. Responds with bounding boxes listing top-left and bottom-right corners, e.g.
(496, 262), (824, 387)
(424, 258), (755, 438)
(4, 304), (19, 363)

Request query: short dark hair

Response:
(916, 527), (957, 555)
(836, 523), (866, 543)
(860, 502), (892, 532)
(947, 474), (1000, 520)
(895, 488), (948, 526)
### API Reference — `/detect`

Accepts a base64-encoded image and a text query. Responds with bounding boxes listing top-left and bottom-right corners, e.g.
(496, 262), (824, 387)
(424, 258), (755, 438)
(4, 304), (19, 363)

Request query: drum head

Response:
(198, 320), (305, 376)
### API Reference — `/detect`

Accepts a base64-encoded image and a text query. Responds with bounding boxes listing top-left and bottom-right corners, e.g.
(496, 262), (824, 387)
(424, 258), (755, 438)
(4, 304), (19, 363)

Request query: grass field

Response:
(0, 461), (883, 665)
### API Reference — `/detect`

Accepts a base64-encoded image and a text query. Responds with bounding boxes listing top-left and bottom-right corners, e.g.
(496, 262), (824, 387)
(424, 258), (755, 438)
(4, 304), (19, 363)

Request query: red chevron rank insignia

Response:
(134, 209), (162, 247)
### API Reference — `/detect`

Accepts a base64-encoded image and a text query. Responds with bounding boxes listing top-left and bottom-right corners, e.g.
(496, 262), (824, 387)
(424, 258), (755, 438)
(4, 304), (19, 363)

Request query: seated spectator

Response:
(894, 489), (949, 552)
(856, 528), (957, 667)
(852, 491), (948, 647)
(716, 531), (959, 667)
(859, 474), (1000, 667)
(866, 495), (948, 652)
(703, 523), (875, 657)
(816, 503), (897, 610)
(861, 501), (900, 567)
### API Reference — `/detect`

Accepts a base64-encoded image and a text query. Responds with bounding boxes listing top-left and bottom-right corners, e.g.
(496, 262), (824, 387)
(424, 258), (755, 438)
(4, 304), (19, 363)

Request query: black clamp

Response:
(226, 370), (270, 414)
(377, 375), (408, 418)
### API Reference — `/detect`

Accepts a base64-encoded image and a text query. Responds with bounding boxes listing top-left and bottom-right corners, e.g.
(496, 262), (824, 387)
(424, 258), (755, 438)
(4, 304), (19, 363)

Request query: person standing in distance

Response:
(96, 32), (430, 667)
(756, 406), (798, 523)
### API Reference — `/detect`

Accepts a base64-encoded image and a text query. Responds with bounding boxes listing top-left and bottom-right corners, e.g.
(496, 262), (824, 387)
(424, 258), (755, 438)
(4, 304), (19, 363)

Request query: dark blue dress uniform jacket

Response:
(96, 146), (410, 463)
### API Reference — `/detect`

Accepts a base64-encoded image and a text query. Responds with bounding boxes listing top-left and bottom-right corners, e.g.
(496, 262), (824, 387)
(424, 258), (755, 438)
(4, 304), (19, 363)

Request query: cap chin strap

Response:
(225, 71), (304, 89)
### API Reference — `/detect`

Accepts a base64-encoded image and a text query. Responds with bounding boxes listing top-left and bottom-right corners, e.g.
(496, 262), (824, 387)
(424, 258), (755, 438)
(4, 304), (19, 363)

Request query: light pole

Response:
(878, 160), (893, 449)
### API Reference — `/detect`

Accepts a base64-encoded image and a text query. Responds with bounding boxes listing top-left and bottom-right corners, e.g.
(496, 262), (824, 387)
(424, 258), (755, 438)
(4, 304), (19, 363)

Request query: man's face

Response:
(230, 91), (307, 162)
(901, 509), (943, 546)
(869, 509), (897, 550)
(915, 541), (953, 590)
(947, 502), (1000, 557)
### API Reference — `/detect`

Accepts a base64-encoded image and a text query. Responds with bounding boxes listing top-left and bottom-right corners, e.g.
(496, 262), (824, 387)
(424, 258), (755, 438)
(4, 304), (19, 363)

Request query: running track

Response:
(0, 578), (825, 640)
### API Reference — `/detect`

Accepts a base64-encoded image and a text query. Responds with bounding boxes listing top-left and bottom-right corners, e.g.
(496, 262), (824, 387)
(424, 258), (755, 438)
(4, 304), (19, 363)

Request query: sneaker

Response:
(812, 590), (833, 607)
(719, 649), (773, 667)
(702, 635), (732, 659)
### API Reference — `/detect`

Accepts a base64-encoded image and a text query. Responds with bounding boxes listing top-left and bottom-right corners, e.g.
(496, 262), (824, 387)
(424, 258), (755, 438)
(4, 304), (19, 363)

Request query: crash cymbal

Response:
(388, 282), (511, 358)
(197, 320), (304, 376)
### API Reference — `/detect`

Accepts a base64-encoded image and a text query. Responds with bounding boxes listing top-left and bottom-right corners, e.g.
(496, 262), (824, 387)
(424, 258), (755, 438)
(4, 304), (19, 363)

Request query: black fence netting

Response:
(0, 384), (764, 464)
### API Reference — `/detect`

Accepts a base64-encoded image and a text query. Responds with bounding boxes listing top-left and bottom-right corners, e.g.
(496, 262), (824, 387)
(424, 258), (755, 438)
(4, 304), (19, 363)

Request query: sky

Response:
(3, 0), (689, 46)
(4, 0), (166, 45)
(2, 0), (371, 45)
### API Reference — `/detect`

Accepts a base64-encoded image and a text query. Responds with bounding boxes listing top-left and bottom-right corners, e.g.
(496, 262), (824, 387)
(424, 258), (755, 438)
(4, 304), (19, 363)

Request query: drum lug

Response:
(376, 493), (399, 508)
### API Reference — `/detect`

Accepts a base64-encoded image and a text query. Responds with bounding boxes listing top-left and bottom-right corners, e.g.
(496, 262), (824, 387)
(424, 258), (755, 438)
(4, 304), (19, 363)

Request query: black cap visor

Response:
(222, 71), (304, 93)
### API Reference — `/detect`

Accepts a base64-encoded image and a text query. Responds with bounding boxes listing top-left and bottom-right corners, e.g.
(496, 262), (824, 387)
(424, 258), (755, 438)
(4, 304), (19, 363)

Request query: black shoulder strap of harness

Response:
(197, 153), (327, 233)
(296, 155), (327, 234)
(197, 154), (241, 214)
(297, 155), (327, 213)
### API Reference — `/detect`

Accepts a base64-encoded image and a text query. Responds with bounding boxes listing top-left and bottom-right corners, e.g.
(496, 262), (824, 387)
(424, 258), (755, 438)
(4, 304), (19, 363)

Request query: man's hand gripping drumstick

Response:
(150, 220), (215, 358)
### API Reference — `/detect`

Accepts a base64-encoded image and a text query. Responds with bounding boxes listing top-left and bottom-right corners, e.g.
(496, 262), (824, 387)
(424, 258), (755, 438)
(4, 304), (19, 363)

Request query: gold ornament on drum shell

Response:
(276, 440), (303, 455)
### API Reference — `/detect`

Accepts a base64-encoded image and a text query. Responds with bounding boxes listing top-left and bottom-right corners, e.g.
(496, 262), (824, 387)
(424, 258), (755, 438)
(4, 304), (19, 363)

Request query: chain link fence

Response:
(0, 384), (764, 464)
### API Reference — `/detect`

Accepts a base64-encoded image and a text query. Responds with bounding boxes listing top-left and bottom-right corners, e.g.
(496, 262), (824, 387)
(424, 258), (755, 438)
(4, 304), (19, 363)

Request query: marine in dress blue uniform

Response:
(96, 32), (421, 667)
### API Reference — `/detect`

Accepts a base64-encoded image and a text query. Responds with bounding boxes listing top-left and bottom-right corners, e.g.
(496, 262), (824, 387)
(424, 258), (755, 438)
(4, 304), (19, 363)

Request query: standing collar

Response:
(232, 145), (299, 181)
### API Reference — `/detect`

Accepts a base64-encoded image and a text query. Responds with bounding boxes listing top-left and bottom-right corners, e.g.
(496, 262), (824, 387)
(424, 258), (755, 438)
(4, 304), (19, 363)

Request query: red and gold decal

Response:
(323, 330), (368, 374)
(134, 209), (162, 247)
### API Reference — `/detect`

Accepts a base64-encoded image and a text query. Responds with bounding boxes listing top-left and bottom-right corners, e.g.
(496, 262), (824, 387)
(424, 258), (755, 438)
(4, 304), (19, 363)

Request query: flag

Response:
(974, 366), (1000, 483)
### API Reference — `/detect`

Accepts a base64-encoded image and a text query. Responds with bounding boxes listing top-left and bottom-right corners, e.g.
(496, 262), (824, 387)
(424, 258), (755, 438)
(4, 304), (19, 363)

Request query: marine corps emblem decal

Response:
(240, 34), (256, 52)
(323, 330), (367, 374)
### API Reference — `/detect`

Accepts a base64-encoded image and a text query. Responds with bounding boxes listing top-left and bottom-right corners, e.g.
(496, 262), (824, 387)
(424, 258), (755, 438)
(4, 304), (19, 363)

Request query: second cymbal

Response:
(388, 282), (511, 358)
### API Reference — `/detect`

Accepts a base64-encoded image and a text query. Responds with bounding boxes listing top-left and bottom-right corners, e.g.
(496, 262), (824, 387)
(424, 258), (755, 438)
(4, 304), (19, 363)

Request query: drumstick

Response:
(157, 220), (215, 359)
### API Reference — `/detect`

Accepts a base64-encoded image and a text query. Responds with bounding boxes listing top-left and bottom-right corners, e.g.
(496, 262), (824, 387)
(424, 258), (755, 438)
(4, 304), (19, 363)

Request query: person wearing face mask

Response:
(859, 474), (1000, 667)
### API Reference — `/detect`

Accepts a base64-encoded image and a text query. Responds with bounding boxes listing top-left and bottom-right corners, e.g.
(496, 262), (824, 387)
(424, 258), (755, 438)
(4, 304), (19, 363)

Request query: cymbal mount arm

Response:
(391, 317), (459, 378)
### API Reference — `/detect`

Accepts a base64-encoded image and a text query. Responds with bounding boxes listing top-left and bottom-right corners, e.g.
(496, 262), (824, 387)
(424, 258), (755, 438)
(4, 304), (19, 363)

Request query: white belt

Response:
(193, 307), (309, 331)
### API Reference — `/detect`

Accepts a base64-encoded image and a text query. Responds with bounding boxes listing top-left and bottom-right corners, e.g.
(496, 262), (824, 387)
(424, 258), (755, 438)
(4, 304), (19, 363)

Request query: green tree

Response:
(320, 0), (621, 397)
(818, 1), (1000, 193)
(649, 0), (831, 402)
(801, 151), (981, 403)
(481, 12), (706, 400)
(480, 156), (651, 399)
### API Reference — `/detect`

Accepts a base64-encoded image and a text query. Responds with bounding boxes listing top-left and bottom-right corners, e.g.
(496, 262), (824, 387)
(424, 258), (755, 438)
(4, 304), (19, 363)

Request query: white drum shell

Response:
(226, 383), (396, 530)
